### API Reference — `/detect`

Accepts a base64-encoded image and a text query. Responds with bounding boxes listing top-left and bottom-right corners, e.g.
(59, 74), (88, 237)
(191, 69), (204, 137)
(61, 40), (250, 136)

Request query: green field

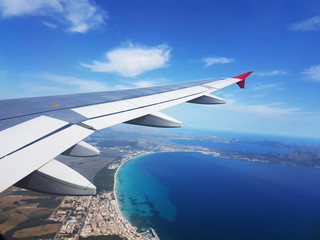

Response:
(93, 166), (117, 192)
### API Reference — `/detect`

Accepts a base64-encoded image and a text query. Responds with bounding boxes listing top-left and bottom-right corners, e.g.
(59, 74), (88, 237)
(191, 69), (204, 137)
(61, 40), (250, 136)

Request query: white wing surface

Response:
(0, 72), (252, 195)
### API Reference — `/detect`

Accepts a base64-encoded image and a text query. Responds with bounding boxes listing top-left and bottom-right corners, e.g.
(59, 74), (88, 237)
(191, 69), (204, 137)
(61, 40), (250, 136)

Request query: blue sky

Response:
(0, 0), (319, 137)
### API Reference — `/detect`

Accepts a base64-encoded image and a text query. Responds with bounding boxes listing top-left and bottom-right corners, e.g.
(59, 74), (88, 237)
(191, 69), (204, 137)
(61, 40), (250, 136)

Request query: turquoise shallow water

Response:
(116, 153), (177, 230)
(116, 151), (320, 240)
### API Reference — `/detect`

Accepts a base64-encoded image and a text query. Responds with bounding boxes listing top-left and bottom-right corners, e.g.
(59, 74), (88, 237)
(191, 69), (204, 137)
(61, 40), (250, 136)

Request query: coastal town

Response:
(49, 192), (158, 240)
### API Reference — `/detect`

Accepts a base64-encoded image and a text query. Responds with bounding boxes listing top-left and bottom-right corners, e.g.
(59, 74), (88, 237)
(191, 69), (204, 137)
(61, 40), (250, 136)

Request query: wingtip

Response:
(233, 71), (253, 80)
(233, 71), (253, 89)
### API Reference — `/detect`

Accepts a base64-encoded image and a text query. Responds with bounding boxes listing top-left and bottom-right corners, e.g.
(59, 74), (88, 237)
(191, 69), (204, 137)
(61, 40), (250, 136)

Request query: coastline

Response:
(110, 147), (308, 240)
(113, 150), (320, 240)
(113, 152), (160, 240)
(113, 160), (125, 222)
(113, 153), (149, 221)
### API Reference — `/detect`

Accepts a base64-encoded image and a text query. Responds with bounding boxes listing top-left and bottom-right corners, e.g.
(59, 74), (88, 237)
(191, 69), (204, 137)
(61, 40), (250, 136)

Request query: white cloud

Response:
(220, 100), (300, 118)
(290, 16), (320, 31)
(42, 21), (57, 29)
(302, 64), (320, 82)
(202, 57), (235, 67)
(253, 70), (287, 77)
(114, 77), (169, 90)
(35, 73), (168, 93)
(81, 42), (171, 77)
(0, 0), (62, 17)
(114, 81), (155, 90)
(0, 0), (107, 33)
(133, 80), (155, 88)
(251, 83), (282, 91)
(39, 73), (110, 92)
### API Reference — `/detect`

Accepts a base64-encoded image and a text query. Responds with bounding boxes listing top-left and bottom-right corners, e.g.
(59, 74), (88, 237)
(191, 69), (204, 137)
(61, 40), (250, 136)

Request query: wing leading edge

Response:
(0, 72), (253, 195)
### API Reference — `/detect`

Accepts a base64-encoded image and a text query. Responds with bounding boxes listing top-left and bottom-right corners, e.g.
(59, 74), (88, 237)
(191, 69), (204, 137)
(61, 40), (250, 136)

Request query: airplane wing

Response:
(0, 71), (252, 195)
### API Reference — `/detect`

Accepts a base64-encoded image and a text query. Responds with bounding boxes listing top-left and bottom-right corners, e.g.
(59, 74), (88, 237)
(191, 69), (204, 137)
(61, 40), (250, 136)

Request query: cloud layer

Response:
(225, 100), (300, 118)
(251, 83), (282, 91)
(253, 70), (287, 77)
(290, 16), (320, 31)
(202, 57), (235, 67)
(302, 65), (320, 82)
(81, 43), (171, 77)
(40, 73), (109, 92)
(0, 0), (107, 33)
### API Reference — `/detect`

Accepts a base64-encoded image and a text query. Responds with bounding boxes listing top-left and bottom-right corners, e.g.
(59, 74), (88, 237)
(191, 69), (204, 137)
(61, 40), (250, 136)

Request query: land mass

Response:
(1, 126), (319, 239)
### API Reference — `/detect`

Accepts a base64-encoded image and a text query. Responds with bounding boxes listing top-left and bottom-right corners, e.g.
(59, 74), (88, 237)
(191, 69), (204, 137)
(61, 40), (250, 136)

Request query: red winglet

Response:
(233, 71), (253, 89)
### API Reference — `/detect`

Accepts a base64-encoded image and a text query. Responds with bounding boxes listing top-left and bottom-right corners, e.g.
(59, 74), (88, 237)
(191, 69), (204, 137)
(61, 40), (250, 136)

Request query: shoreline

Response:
(111, 148), (312, 240)
(113, 151), (160, 240)
(113, 159), (125, 222)
(113, 153), (148, 221)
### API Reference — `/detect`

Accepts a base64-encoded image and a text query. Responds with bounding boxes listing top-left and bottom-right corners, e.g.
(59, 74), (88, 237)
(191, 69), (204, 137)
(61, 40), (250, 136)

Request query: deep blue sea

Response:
(116, 132), (320, 240)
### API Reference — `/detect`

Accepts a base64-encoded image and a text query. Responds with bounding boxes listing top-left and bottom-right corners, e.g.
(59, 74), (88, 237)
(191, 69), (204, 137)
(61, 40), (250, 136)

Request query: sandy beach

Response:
(113, 161), (126, 221)
(113, 153), (160, 240)
(113, 152), (160, 240)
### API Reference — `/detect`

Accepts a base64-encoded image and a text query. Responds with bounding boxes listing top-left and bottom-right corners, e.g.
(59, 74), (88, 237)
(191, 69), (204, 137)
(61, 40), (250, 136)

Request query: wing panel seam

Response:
(0, 124), (73, 160)
(86, 90), (209, 121)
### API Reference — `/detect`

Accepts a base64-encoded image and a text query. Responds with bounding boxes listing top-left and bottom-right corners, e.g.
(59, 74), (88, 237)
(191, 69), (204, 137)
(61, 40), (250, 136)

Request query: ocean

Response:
(116, 133), (320, 240)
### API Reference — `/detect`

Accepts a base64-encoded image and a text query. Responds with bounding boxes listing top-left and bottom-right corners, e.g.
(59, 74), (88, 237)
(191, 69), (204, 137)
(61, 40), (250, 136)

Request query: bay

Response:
(116, 152), (320, 240)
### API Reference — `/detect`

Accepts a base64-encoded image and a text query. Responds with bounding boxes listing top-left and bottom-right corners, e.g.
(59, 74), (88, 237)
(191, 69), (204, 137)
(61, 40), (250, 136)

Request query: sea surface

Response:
(116, 133), (320, 240)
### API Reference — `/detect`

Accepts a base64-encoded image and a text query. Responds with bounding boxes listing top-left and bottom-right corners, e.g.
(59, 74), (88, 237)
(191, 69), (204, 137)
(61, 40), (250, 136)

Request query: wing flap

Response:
(0, 123), (93, 193)
(0, 116), (68, 158)
(72, 100), (137, 119)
